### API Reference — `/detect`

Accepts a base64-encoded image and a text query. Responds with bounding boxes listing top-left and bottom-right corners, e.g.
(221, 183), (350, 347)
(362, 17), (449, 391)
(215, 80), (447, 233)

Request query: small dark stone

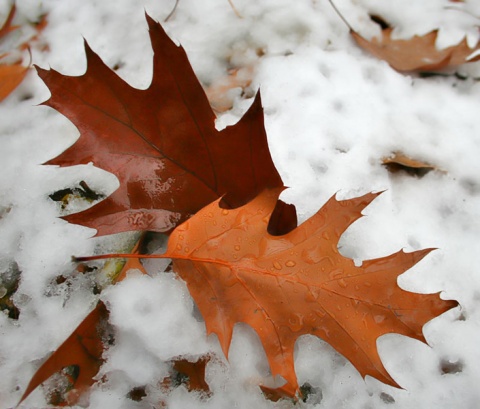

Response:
(440, 359), (463, 375)
(300, 382), (323, 405)
(113, 61), (125, 71)
(20, 93), (34, 101)
(380, 392), (395, 404)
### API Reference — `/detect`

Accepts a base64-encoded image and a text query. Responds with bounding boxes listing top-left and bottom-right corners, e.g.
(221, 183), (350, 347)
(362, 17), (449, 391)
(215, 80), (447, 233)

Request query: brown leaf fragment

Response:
(18, 302), (108, 406)
(0, 3), (18, 40)
(169, 356), (211, 394)
(0, 3), (47, 101)
(268, 198), (298, 236)
(260, 384), (294, 402)
(205, 66), (254, 113)
(352, 17), (480, 72)
(382, 152), (438, 177)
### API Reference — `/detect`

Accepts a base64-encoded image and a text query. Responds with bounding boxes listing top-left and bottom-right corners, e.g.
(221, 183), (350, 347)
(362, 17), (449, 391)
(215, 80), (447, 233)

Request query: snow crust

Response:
(1, 0), (480, 408)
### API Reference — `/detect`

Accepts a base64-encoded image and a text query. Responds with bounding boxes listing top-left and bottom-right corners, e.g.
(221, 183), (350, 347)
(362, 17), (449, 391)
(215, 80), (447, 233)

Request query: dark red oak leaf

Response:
(37, 14), (294, 236)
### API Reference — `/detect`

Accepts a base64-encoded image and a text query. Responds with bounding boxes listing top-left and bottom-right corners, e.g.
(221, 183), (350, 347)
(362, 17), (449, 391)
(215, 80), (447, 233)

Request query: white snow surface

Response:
(1, 0), (480, 408)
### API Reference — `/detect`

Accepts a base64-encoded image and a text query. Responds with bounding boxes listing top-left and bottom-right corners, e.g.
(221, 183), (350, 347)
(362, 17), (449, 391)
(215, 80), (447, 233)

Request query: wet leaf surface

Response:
(164, 188), (458, 397)
(38, 15), (292, 236)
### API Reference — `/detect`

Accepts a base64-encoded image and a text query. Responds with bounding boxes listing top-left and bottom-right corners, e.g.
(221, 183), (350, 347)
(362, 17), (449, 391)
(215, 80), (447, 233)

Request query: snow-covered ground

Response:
(1, 0), (480, 408)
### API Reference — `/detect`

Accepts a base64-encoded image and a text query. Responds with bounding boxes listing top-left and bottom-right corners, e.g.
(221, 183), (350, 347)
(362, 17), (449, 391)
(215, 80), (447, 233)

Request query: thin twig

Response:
(164, 0), (179, 22)
(327, 0), (354, 32)
(228, 0), (243, 19)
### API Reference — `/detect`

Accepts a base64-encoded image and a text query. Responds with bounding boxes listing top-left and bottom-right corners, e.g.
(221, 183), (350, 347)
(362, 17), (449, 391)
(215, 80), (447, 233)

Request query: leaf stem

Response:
(327, 0), (354, 31)
(74, 253), (167, 262)
(164, 0), (179, 22)
(228, 0), (243, 18)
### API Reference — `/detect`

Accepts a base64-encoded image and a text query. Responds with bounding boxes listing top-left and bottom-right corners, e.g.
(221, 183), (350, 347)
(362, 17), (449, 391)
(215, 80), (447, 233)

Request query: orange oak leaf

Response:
(158, 188), (458, 397)
(0, 61), (28, 101)
(36, 14), (292, 236)
(351, 16), (480, 72)
(18, 302), (108, 407)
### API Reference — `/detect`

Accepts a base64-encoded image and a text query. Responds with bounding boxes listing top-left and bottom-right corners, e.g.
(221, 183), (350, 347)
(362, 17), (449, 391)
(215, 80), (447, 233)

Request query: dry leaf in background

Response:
(0, 3), (47, 101)
(382, 152), (438, 177)
(205, 66), (255, 113)
(351, 15), (480, 72)
(0, 4), (27, 101)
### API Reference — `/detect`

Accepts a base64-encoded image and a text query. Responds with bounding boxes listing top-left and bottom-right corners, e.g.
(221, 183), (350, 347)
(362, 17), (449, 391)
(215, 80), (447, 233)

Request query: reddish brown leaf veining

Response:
(37, 15), (289, 236)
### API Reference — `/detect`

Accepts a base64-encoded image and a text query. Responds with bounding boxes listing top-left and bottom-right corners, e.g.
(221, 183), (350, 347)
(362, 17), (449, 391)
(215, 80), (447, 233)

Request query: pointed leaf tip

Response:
(145, 13), (169, 39)
(145, 12), (156, 27)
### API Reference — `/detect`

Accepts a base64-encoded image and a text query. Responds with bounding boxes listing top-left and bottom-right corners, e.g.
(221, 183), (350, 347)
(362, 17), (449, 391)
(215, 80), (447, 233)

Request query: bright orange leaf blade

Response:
(352, 28), (480, 72)
(164, 189), (458, 397)
(36, 14), (287, 236)
(18, 302), (108, 406)
(0, 62), (28, 101)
